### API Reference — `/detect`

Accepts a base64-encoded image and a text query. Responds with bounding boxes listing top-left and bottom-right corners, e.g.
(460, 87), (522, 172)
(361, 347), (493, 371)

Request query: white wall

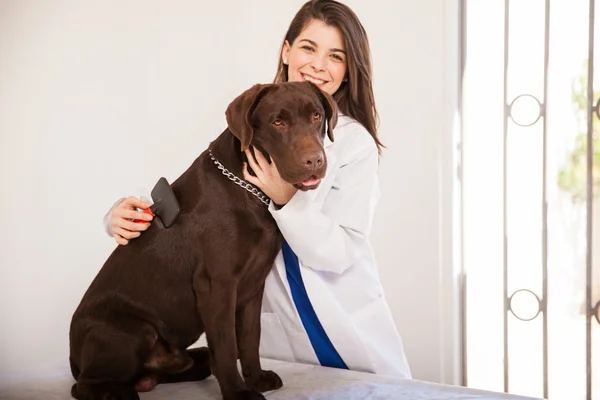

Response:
(0, 0), (461, 386)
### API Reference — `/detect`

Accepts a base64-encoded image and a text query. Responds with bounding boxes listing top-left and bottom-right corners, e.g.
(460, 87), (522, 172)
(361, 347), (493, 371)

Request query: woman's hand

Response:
(243, 147), (298, 207)
(110, 196), (153, 245)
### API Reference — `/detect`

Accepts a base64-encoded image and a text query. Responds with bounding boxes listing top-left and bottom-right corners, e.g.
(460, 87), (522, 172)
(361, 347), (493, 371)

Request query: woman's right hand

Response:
(110, 196), (154, 245)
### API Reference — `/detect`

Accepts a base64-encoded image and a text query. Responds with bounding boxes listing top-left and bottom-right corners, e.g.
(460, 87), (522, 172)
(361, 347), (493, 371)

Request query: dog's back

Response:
(71, 129), (280, 343)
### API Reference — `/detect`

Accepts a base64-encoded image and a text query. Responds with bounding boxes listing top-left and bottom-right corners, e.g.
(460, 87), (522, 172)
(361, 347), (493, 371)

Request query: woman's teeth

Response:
(302, 74), (325, 85)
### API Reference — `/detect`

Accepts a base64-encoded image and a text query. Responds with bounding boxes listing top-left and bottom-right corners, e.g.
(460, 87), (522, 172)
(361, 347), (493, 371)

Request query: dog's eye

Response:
(313, 112), (322, 121)
(273, 120), (283, 126)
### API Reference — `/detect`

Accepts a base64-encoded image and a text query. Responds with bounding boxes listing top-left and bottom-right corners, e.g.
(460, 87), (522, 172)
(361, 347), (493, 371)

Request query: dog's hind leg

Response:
(133, 336), (202, 390)
(136, 346), (212, 389)
(156, 346), (212, 384)
(71, 322), (155, 400)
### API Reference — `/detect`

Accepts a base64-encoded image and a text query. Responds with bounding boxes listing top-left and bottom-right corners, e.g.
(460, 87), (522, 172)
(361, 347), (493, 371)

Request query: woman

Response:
(104, 0), (411, 378)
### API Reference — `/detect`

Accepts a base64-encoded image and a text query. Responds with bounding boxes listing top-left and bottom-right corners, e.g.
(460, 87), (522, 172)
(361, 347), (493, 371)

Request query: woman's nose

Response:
(310, 54), (327, 71)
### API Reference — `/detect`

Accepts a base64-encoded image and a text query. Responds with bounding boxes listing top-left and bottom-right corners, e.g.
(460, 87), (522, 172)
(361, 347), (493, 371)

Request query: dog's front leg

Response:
(194, 276), (265, 400)
(236, 285), (283, 393)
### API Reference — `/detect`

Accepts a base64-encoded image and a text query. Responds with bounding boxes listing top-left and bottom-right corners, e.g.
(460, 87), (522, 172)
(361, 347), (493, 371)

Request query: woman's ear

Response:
(281, 40), (291, 65)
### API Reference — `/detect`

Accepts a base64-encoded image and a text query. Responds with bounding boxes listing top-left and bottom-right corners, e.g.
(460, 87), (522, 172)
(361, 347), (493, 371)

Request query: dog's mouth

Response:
(293, 175), (322, 191)
(269, 151), (327, 191)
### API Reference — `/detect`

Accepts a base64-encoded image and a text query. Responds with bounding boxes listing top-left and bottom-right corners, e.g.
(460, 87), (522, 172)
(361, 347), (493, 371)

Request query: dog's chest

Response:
(232, 210), (281, 303)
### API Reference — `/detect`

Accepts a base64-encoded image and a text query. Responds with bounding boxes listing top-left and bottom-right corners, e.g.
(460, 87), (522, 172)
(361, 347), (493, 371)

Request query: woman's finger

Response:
(123, 196), (152, 210)
(113, 234), (129, 246)
(114, 227), (141, 240)
(252, 146), (270, 168)
(121, 220), (151, 232)
(243, 162), (264, 188)
(245, 149), (262, 175)
(116, 208), (153, 222)
(267, 157), (283, 178)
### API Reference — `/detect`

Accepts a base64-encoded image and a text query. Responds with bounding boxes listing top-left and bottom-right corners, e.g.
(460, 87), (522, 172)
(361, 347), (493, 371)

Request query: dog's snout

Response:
(303, 151), (324, 169)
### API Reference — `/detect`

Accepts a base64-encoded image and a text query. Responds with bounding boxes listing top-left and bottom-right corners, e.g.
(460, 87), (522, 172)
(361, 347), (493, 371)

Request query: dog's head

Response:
(225, 81), (337, 191)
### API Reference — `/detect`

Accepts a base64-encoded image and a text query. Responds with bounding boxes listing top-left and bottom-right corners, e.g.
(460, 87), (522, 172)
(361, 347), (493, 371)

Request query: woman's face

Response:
(282, 19), (347, 96)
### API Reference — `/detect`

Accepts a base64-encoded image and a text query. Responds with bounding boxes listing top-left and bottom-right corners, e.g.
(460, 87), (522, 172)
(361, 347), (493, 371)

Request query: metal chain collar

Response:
(208, 149), (270, 206)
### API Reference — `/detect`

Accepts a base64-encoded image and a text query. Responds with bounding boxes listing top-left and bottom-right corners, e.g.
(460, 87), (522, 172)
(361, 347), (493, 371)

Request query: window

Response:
(461, 0), (600, 398)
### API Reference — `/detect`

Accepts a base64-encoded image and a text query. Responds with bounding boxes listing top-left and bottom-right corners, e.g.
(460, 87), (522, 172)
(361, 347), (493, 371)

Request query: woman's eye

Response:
(313, 112), (322, 121)
(301, 45), (315, 52)
(331, 54), (344, 62)
(273, 120), (283, 126)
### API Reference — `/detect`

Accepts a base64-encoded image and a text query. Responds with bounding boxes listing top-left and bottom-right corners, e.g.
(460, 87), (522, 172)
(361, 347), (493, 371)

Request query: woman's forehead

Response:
(296, 20), (345, 51)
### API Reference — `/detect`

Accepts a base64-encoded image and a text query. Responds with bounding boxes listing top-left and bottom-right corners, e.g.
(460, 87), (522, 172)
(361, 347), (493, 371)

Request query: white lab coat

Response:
(103, 113), (411, 379)
(258, 113), (411, 378)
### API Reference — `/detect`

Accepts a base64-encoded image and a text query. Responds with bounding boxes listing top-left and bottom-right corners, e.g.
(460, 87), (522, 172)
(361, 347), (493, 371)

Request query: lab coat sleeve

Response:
(269, 134), (380, 274)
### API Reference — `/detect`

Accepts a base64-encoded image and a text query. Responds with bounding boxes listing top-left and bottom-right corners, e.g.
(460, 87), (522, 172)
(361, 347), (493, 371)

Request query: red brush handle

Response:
(133, 207), (155, 223)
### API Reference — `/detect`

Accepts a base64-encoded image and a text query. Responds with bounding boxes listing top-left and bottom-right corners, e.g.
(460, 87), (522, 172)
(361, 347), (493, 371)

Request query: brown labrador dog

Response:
(69, 80), (337, 400)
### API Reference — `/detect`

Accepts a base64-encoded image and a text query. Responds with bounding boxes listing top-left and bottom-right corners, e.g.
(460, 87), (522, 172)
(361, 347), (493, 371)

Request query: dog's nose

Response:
(303, 151), (324, 169)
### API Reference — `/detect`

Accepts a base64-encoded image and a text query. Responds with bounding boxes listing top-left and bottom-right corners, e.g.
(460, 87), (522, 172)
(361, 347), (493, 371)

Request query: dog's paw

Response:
(245, 369), (283, 393)
(134, 376), (157, 392)
(227, 389), (266, 400)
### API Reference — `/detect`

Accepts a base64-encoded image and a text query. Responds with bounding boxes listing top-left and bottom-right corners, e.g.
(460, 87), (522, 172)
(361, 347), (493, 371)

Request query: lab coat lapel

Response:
(299, 269), (376, 373)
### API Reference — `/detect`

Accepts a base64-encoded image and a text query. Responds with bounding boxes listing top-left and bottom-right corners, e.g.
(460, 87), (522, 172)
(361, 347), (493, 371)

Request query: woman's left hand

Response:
(243, 147), (298, 206)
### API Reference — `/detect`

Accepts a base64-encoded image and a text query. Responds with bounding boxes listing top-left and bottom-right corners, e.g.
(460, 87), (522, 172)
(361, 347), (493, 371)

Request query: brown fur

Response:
(69, 81), (338, 400)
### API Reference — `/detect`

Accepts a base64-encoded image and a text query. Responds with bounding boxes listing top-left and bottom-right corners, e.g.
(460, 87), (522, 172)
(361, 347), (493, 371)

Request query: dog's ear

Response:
(225, 84), (271, 152)
(308, 82), (338, 142)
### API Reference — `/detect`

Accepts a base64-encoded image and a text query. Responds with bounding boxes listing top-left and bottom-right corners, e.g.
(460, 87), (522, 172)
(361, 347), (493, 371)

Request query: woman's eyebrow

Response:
(298, 38), (346, 54)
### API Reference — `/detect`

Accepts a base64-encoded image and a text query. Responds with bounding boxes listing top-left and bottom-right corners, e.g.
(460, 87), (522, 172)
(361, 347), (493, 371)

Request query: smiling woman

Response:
(280, 20), (347, 95)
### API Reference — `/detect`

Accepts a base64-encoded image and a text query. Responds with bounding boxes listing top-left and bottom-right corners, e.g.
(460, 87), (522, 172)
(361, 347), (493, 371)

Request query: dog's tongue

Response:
(302, 177), (321, 186)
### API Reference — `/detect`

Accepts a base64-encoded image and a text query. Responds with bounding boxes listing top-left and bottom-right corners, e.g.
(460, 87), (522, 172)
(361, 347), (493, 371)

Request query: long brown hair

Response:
(273, 0), (384, 155)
